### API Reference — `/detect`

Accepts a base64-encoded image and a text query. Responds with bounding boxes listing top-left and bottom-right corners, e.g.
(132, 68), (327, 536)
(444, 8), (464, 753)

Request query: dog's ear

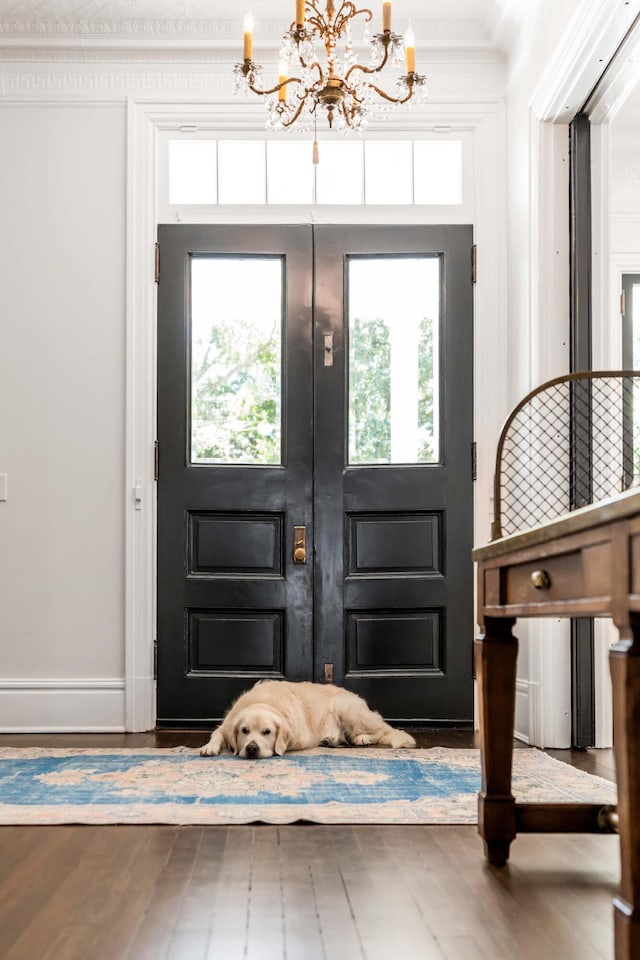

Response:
(225, 720), (239, 755)
(274, 721), (291, 756)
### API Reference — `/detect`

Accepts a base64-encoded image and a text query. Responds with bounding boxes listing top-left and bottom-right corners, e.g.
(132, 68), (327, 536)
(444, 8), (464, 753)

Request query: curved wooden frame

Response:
(491, 369), (640, 540)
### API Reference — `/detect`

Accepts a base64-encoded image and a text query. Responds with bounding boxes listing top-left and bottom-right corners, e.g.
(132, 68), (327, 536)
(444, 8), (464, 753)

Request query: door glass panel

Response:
(190, 256), (282, 465)
(348, 256), (440, 464)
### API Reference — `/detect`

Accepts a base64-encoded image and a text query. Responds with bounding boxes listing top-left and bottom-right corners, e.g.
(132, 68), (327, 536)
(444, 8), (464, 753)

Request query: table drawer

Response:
(487, 542), (612, 608)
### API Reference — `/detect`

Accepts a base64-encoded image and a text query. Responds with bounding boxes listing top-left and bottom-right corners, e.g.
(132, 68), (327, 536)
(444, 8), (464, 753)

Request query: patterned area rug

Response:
(0, 746), (617, 825)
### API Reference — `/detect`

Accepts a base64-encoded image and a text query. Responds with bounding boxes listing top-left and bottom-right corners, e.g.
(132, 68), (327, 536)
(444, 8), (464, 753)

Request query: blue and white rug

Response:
(0, 746), (617, 825)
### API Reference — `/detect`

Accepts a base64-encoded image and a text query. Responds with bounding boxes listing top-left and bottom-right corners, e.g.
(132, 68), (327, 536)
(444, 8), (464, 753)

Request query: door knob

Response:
(293, 525), (307, 564)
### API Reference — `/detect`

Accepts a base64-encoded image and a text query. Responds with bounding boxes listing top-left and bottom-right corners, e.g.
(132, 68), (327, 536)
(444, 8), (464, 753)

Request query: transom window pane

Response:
(315, 141), (364, 204)
(267, 141), (315, 203)
(218, 141), (266, 204)
(169, 141), (217, 205)
(365, 142), (413, 204)
(190, 257), (282, 465)
(348, 257), (440, 465)
(414, 141), (463, 204)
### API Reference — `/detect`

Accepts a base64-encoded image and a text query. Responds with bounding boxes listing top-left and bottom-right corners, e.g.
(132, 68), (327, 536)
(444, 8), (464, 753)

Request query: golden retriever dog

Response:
(200, 680), (416, 759)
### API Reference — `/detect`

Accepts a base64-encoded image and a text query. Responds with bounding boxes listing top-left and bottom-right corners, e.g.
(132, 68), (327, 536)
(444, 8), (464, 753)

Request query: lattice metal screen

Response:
(492, 372), (640, 539)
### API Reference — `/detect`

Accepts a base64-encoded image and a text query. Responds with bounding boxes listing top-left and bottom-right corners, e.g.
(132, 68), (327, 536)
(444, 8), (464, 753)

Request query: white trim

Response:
(594, 619), (615, 748)
(591, 122), (614, 370)
(586, 18), (640, 125)
(124, 99), (158, 732)
(519, 113), (572, 747)
(530, 0), (640, 123)
(527, 620), (572, 748)
(472, 105), (509, 548)
(514, 677), (531, 745)
(0, 679), (124, 690)
(0, 679), (125, 733)
(126, 98), (508, 731)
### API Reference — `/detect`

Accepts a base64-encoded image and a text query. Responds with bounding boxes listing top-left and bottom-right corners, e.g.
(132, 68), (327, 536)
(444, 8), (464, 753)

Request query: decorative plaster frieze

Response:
(0, 69), (233, 97)
(0, 58), (505, 102)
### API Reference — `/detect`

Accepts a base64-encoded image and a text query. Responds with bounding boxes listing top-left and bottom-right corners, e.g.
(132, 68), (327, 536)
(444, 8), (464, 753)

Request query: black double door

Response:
(156, 224), (474, 724)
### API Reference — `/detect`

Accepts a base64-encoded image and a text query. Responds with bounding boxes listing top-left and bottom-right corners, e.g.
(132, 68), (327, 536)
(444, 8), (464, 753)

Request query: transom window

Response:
(165, 137), (464, 207)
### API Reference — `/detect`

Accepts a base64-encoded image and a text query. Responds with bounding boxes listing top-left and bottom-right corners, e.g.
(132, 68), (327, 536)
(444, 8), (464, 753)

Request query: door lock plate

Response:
(293, 525), (307, 564)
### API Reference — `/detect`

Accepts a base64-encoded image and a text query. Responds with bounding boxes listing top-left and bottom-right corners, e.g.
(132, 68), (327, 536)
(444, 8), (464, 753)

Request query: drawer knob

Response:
(530, 569), (551, 589)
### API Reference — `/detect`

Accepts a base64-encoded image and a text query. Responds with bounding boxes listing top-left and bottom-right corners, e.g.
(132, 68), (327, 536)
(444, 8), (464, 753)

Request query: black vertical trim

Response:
(569, 112), (595, 749)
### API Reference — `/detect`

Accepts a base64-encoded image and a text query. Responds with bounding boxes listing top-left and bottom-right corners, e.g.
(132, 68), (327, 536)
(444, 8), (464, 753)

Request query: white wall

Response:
(0, 103), (127, 730)
(0, 11), (511, 730)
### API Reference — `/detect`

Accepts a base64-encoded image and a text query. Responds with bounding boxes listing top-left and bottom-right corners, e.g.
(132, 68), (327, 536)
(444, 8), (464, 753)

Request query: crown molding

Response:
(0, 16), (497, 54)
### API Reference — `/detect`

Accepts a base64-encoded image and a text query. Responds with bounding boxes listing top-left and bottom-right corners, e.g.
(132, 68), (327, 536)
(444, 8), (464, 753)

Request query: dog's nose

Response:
(244, 741), (259, 759)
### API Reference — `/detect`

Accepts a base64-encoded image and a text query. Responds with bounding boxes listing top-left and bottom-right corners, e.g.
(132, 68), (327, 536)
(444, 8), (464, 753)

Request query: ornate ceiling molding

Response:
(0, 15), (496, 54)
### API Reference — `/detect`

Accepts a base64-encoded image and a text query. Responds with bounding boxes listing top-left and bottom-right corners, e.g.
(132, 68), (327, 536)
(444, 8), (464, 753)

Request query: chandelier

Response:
(233, 1), (427, 137)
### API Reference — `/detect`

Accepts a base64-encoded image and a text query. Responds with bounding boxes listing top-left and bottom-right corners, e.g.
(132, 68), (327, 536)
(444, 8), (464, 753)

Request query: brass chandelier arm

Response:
(333, 2), (373, 35)
(344, 43), (390, 83)
(364, 79), (416, 105)
(304, 0), (373, 38)
(248, 76), (304, 98)
(277, 95), (315, 127)
(296, 53), (325, 84)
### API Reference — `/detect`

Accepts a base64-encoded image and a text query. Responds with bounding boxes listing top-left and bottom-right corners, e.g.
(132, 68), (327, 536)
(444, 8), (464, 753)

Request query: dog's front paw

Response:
(200, 732), (224, 756)
(352, 733), (374, 746)
(390, 730), (416, 749)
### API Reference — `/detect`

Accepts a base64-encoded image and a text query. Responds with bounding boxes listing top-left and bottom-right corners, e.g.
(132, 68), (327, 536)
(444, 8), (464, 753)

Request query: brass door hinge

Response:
(471, 441), (477, 481)
(155, 242), (160, 284)
(471, 244), (477, 284)
(154, 441), (159, 481)
(324, 663), (334, 684)
(153, 641), (158, 680)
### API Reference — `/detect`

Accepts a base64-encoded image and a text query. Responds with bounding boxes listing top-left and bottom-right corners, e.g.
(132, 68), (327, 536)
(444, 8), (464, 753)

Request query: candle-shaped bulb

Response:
(382, 1), (392, 32)
(405, 22), (415, 74)
(278, 58), (288, 102)
(243, 11), (254, 61)
(296, 0), (305, 27)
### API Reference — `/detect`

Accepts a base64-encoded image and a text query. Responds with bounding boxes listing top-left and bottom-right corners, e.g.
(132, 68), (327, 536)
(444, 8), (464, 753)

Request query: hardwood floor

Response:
(0, 731), (620, 960)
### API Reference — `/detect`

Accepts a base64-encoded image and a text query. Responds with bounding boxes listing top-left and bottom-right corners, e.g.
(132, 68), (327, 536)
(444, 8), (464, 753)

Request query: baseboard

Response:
(514, 678), (531, 744)
(0, 679), (125, 732)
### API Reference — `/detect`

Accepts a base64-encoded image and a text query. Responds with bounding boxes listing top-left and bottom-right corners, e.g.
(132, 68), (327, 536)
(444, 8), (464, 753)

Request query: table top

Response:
(472, 486), (640, 563)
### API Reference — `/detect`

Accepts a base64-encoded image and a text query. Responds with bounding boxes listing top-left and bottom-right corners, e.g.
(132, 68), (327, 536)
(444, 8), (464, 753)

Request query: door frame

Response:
(123, 98), (506, 731)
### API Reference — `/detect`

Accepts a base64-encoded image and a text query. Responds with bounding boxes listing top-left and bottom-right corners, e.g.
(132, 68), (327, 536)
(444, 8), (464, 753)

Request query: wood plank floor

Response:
(0, 730), (620, 960)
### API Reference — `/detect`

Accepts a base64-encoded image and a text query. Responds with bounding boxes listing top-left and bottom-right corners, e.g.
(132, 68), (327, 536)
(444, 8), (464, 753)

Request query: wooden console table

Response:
(473, 488), (640, 960)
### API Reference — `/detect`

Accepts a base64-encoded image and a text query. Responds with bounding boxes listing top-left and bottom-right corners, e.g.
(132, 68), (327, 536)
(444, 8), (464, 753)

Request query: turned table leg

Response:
(475, 615), (518, 865)
(610, 618), (640, 960)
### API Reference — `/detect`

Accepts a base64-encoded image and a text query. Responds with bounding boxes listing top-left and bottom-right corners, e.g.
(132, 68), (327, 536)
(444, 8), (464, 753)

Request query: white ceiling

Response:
(0, 0), (526, 53)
